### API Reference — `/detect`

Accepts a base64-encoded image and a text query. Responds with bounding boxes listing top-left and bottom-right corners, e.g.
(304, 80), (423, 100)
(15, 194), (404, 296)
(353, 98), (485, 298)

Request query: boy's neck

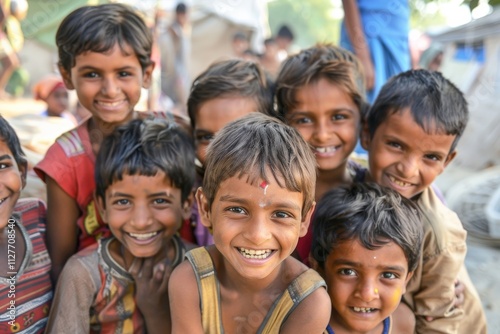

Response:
(88, 113), (137, 153)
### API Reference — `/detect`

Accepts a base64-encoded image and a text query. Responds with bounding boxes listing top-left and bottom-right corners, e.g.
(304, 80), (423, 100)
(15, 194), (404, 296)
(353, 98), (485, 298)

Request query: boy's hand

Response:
(129, 257), (172, 316)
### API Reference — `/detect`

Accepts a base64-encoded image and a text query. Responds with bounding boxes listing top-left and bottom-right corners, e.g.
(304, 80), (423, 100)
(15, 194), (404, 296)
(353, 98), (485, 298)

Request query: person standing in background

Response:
(341, 0), (410, 103)
(158, 2), (191, 113)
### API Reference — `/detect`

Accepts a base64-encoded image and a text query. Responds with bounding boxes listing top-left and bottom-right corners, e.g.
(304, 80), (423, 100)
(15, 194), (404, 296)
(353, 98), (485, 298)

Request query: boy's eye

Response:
(196, 134), (214, 143)
(114, 199), (130, 206)
(226, 207), (245, 214)
(0, 163), (9, 169)
(424, 154), (441, 162)
(293, 117), (312, 125)
(118, 71), (131, 77)
(339, 268), (357, 276)
(153, 198), (169, 205)
(83, 72), (99, 78)
(387, 141), (402, 149)
(332, 114), (347, 121)
(381, 272), (398, 279)
(273, 211), (292, 219)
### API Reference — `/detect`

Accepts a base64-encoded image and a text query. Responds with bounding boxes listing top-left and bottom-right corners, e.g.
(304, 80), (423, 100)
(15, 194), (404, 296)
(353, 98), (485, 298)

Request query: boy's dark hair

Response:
(311, 182), (423, 273)
(275, 43), (368, 120)
(203, 113), (316, 218)
(277, 25), (294, 41)
(95, 118), (195, 203)
(187, 59), (274, 128)
(0, 116), (27, 169)
(56, 3), (153, 74)
(366, 69), (468, 152)
(175, 3), (187, 14)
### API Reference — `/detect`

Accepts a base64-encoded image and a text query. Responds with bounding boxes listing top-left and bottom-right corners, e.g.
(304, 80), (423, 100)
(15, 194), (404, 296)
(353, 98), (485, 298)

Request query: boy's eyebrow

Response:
(0, 154), (12, 161)
(108, 191), (175, 198)
(76, 65), (138, 72)
(290, 107), (357, 114)
(332, 259), (406, 272)
(219, 195), (301, 211)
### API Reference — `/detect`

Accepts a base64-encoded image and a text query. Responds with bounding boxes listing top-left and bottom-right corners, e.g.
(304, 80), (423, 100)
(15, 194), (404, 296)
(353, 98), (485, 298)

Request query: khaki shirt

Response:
(403, 187), (487, 333)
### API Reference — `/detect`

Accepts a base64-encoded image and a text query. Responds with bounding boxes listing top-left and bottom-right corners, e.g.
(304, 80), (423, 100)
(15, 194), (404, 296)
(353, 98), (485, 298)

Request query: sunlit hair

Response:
(275, 43), (368, 120)
(202, 113), (316, 218)
(312, 182), (423, 272)
(366, 69), (468, 152)
(0, 116), (27, 169)
(56, 3), (153, 73)
(187, 59), (275, 128)
(95, 118), (195, 203)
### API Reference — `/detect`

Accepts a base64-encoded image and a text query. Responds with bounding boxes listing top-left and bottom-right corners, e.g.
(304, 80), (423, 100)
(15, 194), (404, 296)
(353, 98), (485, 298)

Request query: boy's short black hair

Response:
(366, 69), (468, 152)
(95, 118), (195, 203)
(56, 3), (153, 74)
(0, 116), (27, 169)
(277, 24), (294, 41)
(175, 3), (187, 14)
(187, 59), (275, 128)
(311, 182), (423, 273)
(202, 113), (316, 218)
(275, 43), (367, 120)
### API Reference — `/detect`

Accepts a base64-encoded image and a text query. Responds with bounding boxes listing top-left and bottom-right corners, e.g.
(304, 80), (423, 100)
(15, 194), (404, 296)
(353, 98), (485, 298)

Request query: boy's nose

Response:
(354, 279), (379, 302)
(130, 205), (153, 229)
(101, 77), (121, 97)
(243, 217), (272, 245)
(313, 120), (332, 143)
(396, 155), (419, 179)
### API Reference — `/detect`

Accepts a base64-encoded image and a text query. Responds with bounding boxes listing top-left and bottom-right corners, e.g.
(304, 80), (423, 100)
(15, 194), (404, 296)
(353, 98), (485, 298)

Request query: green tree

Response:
(267, 0), (341, 49)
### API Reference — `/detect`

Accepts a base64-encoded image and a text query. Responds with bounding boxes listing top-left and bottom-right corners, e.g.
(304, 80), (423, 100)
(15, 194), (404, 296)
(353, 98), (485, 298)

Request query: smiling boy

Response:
(361, 69), (487, 333)
(311, 182), (423, 334)
(46, 118), (195, 333)
(169, 113), (331, 333)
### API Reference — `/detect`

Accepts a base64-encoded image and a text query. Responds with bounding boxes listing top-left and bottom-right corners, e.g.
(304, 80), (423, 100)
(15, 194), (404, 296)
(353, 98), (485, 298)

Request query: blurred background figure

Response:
(0, 0), (28, 99)
(259, 37), (281, 80)
(232, 31), (250, 59)
(340, 0), (410, 103)
(32, 74), (77, 126)
(275, 24), (294, 62)
(158, 2), (191, 114)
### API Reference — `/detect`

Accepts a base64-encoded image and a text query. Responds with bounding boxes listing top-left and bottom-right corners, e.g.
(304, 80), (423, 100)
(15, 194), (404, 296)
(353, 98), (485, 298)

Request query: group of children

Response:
(0, 3), (488, 333)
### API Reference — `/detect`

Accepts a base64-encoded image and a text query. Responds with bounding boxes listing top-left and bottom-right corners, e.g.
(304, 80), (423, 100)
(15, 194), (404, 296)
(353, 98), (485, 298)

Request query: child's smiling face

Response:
(286, 78), (361, 174)
(320, 238), (412, 333)
(196, 171), (314, 282)
(60, 43), (153, 127)
(0, 140), (26, 230)
(97, 171), (191, 265)
(363, 108), (456, 199)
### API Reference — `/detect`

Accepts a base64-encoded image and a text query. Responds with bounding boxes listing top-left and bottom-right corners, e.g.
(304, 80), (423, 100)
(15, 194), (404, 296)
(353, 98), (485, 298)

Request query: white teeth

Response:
(313, 146), (337, 154)
(353, 307), (375, 313)
(238, 248), (272, 259)
(128, 232), (158, 240)
(98, 101), (123, 107)
(389, 176), (411, 187)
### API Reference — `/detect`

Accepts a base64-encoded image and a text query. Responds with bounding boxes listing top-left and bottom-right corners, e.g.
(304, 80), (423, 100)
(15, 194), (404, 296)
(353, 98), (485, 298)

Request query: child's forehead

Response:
(0, 138), (15, 157)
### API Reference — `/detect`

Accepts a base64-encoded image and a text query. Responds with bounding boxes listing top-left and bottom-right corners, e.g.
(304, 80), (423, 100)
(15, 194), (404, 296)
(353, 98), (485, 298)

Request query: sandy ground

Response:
(436, 164), (500, 333)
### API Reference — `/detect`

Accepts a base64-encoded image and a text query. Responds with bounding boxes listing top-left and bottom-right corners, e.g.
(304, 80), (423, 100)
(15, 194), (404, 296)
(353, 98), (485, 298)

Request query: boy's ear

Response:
(360, 122), (371, 150)
(94, 193), (108, 224)
(19, 161), (27, 190)
(403, 271), (414, 294)
(181, 190), (194, 220)
(141, 62), (155, 89)
(299, 201), (316, 238)
(444, 150), (457, 168)
(58, 64), (75, 90)
(195, 187), (212, 229)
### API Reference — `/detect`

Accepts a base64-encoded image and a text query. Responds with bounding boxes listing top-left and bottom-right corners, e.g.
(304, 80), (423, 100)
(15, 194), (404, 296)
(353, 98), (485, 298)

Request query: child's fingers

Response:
(139, 257), (155, 280)
(128, 257), (144, 277)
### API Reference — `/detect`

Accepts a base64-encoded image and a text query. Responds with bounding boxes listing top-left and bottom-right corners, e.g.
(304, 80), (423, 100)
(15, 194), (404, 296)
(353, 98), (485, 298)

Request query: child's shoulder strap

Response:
(185, 247), (223, 334)
(258, 268), (327, 333)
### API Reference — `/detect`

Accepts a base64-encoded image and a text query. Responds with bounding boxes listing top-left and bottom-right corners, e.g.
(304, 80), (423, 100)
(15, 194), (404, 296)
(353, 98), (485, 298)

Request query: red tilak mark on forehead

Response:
(259, 181), (268, 189)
